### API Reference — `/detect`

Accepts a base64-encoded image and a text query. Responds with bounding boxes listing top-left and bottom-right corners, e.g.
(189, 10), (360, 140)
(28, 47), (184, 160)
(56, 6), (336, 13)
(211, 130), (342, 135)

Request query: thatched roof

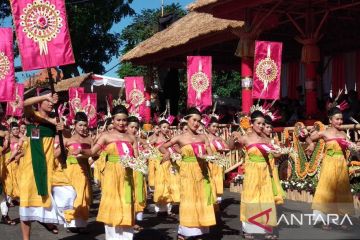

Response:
(187, 0), (220, 11)
(24, 73), (92, 98)
(121, 11), (243, 64)
(54, 73), (92, 92)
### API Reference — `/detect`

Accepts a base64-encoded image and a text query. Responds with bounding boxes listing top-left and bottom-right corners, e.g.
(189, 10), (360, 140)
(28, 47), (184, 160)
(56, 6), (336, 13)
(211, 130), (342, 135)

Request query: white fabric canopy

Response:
(89, 74), (124, 92)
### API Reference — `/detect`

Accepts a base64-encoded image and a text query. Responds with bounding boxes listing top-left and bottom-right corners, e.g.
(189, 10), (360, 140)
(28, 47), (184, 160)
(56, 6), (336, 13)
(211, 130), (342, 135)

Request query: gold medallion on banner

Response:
(20, 0), (63, 55)
(190, 71), (209, 99)
(129, 89), (145, 106)
(255, 56), (278, 89)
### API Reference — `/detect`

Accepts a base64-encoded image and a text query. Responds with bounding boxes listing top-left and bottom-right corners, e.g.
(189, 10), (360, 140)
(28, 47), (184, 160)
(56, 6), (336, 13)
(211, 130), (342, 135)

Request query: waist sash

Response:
(26, 124), (56, 196)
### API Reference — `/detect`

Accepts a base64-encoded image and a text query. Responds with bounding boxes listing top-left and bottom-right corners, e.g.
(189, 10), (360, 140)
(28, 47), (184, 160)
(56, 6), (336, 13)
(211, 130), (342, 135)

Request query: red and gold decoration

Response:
(125, 76), (149, 121)
(11, 0), (75, 70)
(81, 93), (97, 128)
(253, 41), (282, 100)
(0, 28), (15, 101)
(6, 83), (24, 117)
(68, 87), (84, 117)
(187, 56), (212, 110)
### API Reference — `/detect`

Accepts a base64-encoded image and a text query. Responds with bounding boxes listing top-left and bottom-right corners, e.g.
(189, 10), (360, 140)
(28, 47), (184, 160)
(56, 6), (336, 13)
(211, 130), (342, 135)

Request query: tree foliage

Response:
(117, 3), (186, 77)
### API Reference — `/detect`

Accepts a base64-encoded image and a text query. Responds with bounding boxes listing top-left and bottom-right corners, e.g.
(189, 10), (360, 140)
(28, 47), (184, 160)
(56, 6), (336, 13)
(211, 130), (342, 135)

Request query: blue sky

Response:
(0, 0), (194, 82)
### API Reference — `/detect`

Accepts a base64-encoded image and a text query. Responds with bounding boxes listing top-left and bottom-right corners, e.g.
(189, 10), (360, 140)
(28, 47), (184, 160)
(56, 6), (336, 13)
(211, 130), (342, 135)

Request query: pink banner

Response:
(68, 87), (84, 118)
(6, 83), (24, 117)
(11, 0), (75, 71)
(81, 93), (97, 128)
(253, 41), (282, 100)
(0, 28), (15, 101)
(187, 56), (212, 110)
(125, 76), (147, 120)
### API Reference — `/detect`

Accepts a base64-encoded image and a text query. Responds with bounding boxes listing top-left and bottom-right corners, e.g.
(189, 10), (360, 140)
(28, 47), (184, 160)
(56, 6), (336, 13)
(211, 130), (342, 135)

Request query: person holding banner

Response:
(229, 110), (278, 240)
(83, 105), (137, 240)
(62, 112), (93, 232)
(159, 107), (216, 240)
(19, 89), (64, 240)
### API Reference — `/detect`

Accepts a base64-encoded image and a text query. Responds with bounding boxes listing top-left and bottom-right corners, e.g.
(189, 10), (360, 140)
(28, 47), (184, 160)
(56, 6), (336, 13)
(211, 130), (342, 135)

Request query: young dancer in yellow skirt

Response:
(263, 115), (286, 205)
(308, 106), (355, 230)
(127, 115), (147, 232)
(0, 126), (16, 225)
(147, 125), (160, 190)
(83, 105), (138, 240)
(205, 115), (229, 205)
(2, 122), (21, 203)
(160, 107), (216, 240)
(230, 110), (278, 240)
(150, 119), (178, 216)
(63, 112), (93, 232)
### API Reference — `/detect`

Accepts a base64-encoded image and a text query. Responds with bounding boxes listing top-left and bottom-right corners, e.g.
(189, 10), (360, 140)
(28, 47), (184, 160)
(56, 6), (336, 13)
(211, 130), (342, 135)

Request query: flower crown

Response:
(129, 111), (142, 121)
(113, 98), (130, 109)
(6, 116), (19, 125)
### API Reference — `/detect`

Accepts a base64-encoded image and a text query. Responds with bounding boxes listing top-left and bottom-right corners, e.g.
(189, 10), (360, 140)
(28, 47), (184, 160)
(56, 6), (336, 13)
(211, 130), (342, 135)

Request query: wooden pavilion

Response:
(122, 0), (360, 117)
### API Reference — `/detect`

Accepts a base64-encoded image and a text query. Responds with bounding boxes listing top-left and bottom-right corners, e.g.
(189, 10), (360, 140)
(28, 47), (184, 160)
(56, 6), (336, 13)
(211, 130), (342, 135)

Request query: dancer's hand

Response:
(56, 121), (64, 132)
(45, 93), (58, 104)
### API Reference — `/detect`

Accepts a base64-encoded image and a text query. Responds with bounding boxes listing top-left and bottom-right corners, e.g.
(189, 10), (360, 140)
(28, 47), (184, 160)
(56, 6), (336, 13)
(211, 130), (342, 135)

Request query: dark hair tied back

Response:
(250, 110), (265, 123)
(74, 112), (88, 123)
(184, 107), (201, 120)
(128, 116), (140, 124)
(264, 115), (272, 125)
(328, 106), (342, 118)
(112, 105), (128, 117)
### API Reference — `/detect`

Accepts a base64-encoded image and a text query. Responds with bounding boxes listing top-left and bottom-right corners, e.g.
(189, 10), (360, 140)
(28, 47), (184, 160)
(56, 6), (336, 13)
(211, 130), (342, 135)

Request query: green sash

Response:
(136, 171), (144, 203)
(183, 156), (214, 205)
(26, 124), (56, 196)
(66, 155), (78, 164)
(107, 155), (133, 204)
(326, 149), (344, 156)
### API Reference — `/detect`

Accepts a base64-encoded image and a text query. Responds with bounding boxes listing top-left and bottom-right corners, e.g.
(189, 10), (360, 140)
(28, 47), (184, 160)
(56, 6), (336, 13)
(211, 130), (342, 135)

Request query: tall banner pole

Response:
(47, 68), (67, 165)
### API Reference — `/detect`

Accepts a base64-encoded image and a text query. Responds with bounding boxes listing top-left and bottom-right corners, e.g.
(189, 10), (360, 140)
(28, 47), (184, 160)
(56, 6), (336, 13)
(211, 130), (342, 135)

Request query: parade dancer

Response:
(0, 127), (15, 225)
(3, 122), (21, 205)
(160, 107), (216, 240)
(83, 105), (138, 240)
(307, 105), (356, 230)
(19, 89), (64, 239)
(263, 114), (286, 205)
(63, 112), (93, 232)
(204, 114), (229, 206)
(147, 125), (160, 191)
(229, 110), (278, 240)
(152, 117), (178, 217)
(127, 115), (147, 232)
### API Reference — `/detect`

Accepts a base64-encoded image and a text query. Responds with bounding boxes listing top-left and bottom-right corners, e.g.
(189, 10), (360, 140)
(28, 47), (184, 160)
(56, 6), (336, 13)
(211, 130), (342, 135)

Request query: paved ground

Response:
(1, 187), (360, 240)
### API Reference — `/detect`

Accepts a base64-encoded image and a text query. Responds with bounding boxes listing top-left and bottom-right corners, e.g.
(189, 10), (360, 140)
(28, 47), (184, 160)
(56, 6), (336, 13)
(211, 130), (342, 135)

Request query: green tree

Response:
(117, 3), (186, 77)
(0, 0), (11, 19)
